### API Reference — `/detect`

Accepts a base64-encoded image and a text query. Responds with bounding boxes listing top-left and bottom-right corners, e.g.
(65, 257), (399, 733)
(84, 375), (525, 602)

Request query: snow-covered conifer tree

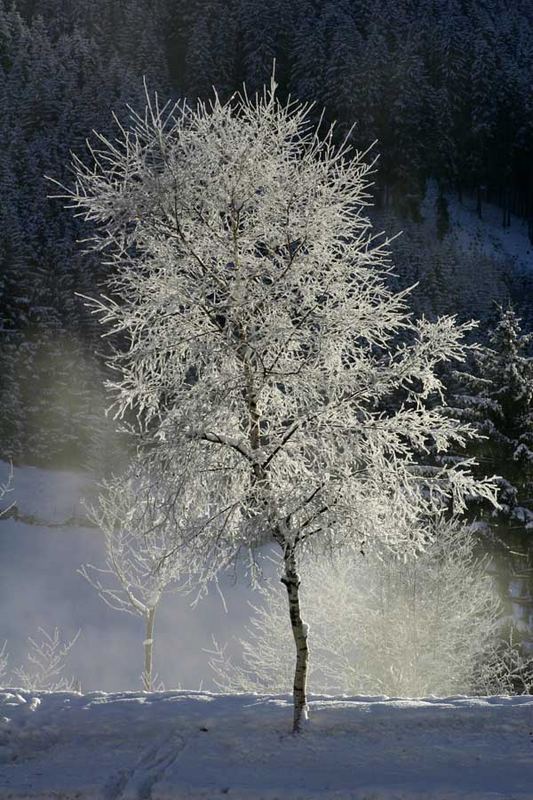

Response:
(60, 81), (496, 730)
(453, 305), (533, 530)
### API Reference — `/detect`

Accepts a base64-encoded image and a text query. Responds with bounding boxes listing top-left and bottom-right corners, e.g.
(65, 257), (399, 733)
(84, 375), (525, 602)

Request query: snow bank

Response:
(0, 690), (532, 799)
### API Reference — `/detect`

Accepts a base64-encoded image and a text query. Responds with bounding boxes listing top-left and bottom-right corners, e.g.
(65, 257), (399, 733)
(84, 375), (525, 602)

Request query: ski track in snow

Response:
(0, 690), (532, 799)
(103, 730), (187, 800)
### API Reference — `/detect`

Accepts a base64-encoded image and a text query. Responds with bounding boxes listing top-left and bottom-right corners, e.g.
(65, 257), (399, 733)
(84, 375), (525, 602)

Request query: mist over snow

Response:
(0, 461), (262, 693)
(1, 456), (531, 800)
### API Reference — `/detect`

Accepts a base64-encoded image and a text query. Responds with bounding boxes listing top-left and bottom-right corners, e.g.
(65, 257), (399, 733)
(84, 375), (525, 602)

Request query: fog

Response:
(0, 462), (263, 692)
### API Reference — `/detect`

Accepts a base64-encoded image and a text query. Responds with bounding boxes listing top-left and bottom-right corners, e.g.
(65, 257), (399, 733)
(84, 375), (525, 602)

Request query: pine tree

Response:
(239, 0), (292, 92)
(320, 0), (363, 126)
(290, 0), (326, 104)
(454, 305), (533, 529)
(435, 192), (450, 240)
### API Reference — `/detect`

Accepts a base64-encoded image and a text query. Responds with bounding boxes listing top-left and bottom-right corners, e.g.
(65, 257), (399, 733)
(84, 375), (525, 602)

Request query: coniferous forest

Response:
(0, 0), (532, 647)
(1, 0), (532, 469)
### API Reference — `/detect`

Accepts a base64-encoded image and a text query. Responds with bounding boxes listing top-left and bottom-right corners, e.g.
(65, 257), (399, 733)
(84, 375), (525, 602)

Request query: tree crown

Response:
(60, 81), (497, 573)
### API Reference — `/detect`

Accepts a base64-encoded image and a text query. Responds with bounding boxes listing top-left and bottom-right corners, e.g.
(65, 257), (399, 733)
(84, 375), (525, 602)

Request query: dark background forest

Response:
(0, 0), (531, 501)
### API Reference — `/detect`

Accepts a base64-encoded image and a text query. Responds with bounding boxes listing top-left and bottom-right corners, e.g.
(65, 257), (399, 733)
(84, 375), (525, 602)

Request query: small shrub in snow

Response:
(12, 627), (80, 692)
(475, 628), (533, 696)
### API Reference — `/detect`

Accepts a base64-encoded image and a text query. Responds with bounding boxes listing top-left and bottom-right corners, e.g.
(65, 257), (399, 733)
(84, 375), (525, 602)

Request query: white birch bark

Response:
(142, 606), (157, 692)
(281, 547), (309, 733)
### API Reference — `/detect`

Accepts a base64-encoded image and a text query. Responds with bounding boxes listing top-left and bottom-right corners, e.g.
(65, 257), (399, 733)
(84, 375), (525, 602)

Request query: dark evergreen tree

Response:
(290, 0), (326, 104)
(436, 193), (450, 241)
(453, 305), (533, 530)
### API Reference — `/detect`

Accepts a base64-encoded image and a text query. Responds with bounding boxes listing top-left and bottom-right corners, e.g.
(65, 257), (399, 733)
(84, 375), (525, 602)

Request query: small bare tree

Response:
(0, 462), (14, 517)
(475, 628), (533, 695)
(59, 80), (497, 730)
(0, 471), (11, 686)
(81, 469), (188, 691)
(0, 641), (8, 685)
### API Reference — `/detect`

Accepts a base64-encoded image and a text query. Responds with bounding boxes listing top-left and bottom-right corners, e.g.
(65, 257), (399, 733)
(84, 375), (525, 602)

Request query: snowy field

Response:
(0, 690), (532, 799)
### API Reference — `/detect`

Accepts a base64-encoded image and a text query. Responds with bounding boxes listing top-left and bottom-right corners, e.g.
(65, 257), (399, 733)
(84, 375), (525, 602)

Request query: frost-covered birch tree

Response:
(59, 80), (496, 731)
(81, 470), (187, 691)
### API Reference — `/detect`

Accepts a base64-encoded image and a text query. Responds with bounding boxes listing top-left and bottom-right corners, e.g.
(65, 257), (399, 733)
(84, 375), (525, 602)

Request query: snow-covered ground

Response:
(416, 180), (533, 277)
(0, 690), (532, 799)
(447, 194), (533, 274)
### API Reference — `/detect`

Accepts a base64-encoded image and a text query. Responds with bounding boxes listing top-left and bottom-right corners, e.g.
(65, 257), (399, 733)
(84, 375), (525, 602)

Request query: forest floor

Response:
(0, 690), (532, 799)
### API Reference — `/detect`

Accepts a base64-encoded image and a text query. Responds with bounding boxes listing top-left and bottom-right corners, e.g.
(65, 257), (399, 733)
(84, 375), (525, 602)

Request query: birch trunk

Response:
(142, 606), (156, 691)
(281, 547), (309, 733)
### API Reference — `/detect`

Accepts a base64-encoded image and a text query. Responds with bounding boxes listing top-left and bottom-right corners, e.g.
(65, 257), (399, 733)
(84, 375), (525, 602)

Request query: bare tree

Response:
(0, 462), (14, 517)
(0, 641), (8, 685)
(59, 80), (497, 730)
(81, 469), (188, 691)
(475, 628), (533, 696)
